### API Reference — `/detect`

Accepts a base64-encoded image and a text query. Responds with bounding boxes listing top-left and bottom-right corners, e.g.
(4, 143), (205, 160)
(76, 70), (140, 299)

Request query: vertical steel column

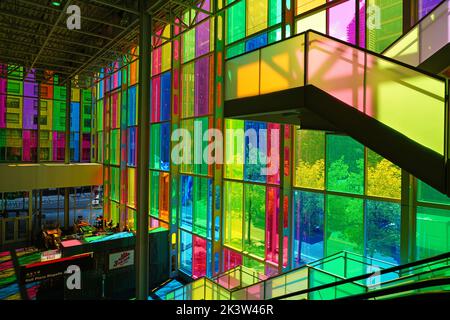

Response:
(64, 81), (72, 230)
(136, 0), (151, 301)
(212, 0), (225, 276)
(400, 169), (415, 265)
(37, 83), (41, 163)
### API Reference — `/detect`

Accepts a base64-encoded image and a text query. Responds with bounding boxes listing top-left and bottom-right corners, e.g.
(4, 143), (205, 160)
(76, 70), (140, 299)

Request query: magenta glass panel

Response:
(0, 80), (6, 129)
(328, 0), (356, 44)
(223, 248), (242, 272)
(53, 132), (65, 161)
(265, 187), (280, 265)
(194, 56), (210, 116)
(22, 130), (37, 162)
(82, 133), (90, 162)
(23, 98), (38, 130)
(152, 46), (162, 76)
(151, 76), (161, 122)
(359, 0), (366, 48)
(196, 20), (211, 57)
(267, 123), (281, 185)
(196, 0), (210, 22)
(193, 236), (207, 278)
(419, 0), (443, 18)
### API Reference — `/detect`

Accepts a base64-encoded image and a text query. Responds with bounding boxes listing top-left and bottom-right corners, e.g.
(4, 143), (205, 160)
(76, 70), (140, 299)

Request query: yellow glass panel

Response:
(225, 50), (260, 100)
(296, 0), (326, 15)
(161, 42), (172, 72)
(296, 11), (326, 34)
(384, 29), (420, 66)
(71, 88), (81, 102)
(128, 167), (136, 208)
(365, 55), (445, 155)
(247, 0), (268, 36)
(260, 34), (305, 94)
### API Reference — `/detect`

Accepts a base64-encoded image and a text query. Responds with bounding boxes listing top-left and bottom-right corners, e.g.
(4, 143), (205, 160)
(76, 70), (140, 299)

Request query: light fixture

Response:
(51, 0), (62, 7)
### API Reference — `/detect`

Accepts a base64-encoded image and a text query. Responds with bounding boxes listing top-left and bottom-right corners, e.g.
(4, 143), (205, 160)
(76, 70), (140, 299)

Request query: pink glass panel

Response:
(328, 0), (356, 44)
(223, 248), (242, 272)
(151, 76), (161, 122)
(267, 123), (280, 185)
(193, 236), (207, 278)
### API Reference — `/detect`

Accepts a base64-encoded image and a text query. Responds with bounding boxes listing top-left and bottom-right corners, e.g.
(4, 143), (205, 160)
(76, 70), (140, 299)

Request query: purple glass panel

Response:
(419, 0), (443, 18)
(328, 0), (356, 44)
(23, 98), (38, 130)
(196, 20), (211, 57)
(194, 56), (210, 117)
(196, 0), (210, 23)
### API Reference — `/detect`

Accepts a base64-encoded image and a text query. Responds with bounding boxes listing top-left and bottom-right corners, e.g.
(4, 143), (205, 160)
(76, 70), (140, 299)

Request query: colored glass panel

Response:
(224, 181), (243, 251)
(325, 195), (364, 256)
(294, 130), (325, 190)
(293, 190), (324, 266)
(326, 135), (364, 195)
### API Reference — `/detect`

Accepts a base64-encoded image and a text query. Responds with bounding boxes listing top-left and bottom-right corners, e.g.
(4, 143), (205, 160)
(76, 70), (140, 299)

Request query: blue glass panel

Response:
(244, 121), (267, 183)
(180, 230), (193, 275)
(128, 86), (137, 126)
(161, 72), (171, 122)
(245, 33), (268, 52)
(365, 200), (401, 265)
(127, 127), (137, 166)
(70, 102), (80, 132)
(160, 122), (171, 171)
(292, 190), (324, 267)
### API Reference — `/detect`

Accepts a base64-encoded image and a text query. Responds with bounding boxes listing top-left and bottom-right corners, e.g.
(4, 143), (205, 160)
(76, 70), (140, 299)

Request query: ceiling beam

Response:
(88, 0), (140, 15)
(29, 0), (73, 75)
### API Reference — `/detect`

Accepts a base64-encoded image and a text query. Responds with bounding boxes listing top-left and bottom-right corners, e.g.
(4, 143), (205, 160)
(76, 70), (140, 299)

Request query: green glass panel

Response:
(268, 28), (282, 44)
(269, 0), (282, 27)
(193, 117), (209, 176)
(417, 180), (450, 206)
(243, 255), (265, 275)
(224, 181), (243, 251)
(294, 130), (325, 190)
(110, 129), (120, 165)
(111, 201), (120, 226)
(182, 28), (196, 63)
(244, 184), (266, 259)
(110, 167), (120, 202)
(150, 124), (161, 170)
(150, 171), (160, 218)
(225, 42), (245, 59)
(224, 119), (244, 180)
(180, 119), (194, 174)
(181, 62), (195, 118)
(309, 269), (338, 300)
(416, 206), (450, 259)
(326, 135), (364, 195)
(96, 100), (103, 131)
(226, 0), (246, 45)
(325, 195), (364, 256)
(366, 149), (401, 199)
(367, 0), (403, 53)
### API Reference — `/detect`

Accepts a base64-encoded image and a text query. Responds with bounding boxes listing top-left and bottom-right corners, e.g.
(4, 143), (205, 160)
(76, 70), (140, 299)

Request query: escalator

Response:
(224, 30), (449, 195)
(164, 251), (450, 300)
(384, 0), (450, 74)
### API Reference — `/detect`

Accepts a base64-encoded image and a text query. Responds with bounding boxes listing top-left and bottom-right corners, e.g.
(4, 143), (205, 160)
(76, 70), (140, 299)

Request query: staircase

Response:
(384, 0), (450, 74)
(224, 29), (449, 195)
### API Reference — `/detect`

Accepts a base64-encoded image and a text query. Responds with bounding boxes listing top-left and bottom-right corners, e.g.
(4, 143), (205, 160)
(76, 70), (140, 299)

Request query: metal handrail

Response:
(271, 252), (450, 300)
